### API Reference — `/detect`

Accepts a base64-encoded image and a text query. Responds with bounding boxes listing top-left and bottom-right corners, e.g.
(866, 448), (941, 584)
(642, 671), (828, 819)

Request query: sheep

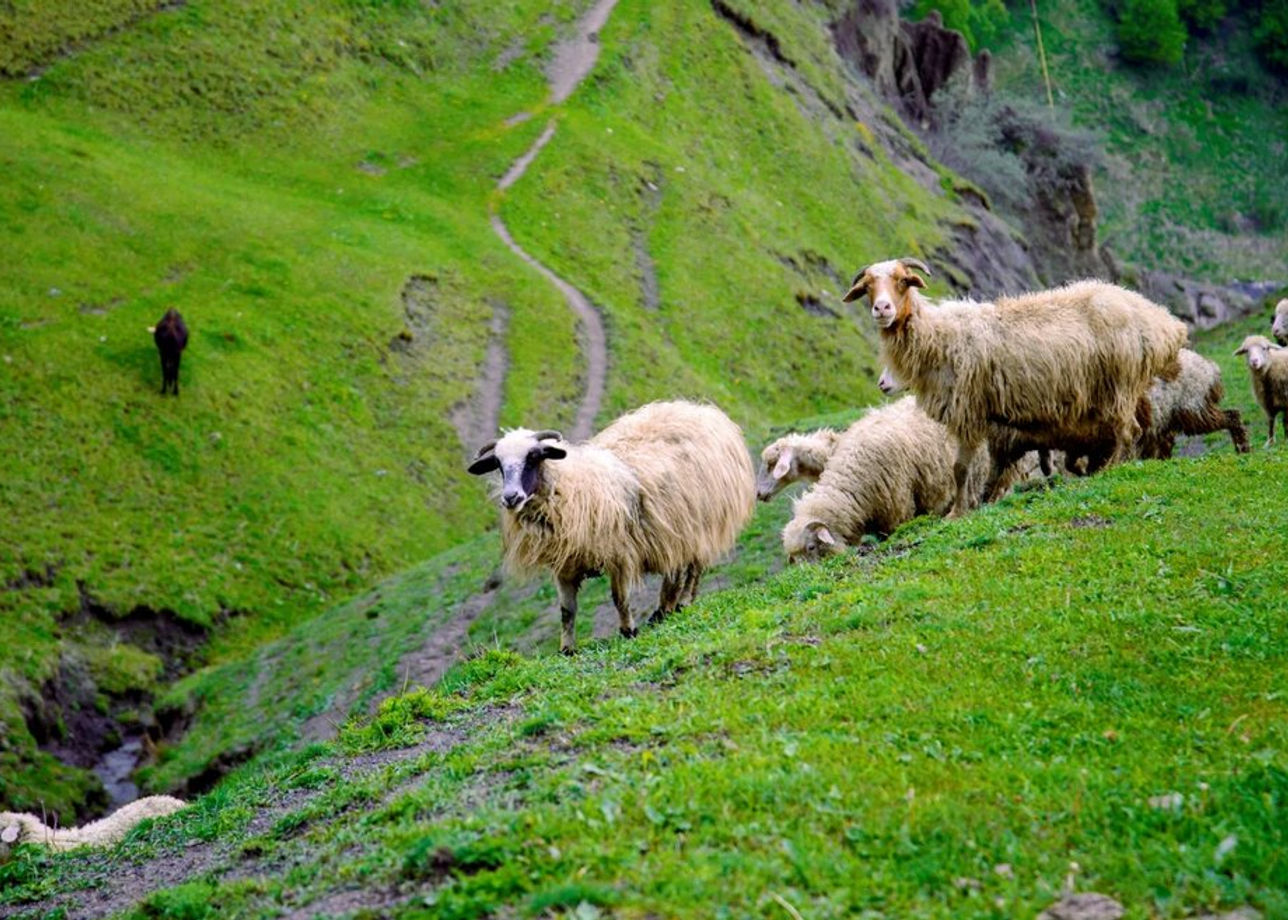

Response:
(844, 258), (1187, 516)
(152, 308), (189, 395)
(1, 795), (187, 852)
(781, 396), (987, 563)
(877, 363), (1067, 496)
(755, 429), (840, 501)
(1234, 335), (1288, 447)
(1138, 348), (1249, 458)
(467, 401), (755, 654)
(1273, 298), (1288, 346)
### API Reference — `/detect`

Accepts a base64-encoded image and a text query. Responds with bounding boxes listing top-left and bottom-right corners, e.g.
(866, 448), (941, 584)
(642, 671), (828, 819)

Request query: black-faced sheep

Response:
(152, 308), (189, 395)
(781, 397), (987, 563)
(1234, 335), (1288, 447)
(1138, 348), (1249, 458)
(755, 429), (840, 501)
(1, 795), (187, 851)
(1273, 298), (1287, 346)
(468, 401), (755, 654)
(845, 259), (1187, 516)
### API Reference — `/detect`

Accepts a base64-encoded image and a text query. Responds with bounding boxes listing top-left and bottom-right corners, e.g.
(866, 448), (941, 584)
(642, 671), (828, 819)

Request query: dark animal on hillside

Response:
(153, 308), (189, 395)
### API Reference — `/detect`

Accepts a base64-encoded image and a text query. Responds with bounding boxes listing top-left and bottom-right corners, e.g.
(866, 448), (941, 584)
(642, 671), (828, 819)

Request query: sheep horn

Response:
(899, 258), (931, 276)
(532, 429), (564, 442)
(473, 440), (497, 459)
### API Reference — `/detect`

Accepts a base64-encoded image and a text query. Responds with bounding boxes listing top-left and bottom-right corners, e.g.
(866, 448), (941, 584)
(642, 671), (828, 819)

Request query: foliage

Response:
(1178, 0), (1229, 30)
(1253, 0), (1288, 71)
(911, 0), (1010, 50)
(1116, 0), (1188, 65)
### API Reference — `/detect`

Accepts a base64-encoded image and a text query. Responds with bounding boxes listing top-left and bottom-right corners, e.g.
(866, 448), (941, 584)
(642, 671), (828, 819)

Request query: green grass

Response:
(4, 438), (1284, 918)
(988, 0), (1288, 279)
(0, 0), (980, 813)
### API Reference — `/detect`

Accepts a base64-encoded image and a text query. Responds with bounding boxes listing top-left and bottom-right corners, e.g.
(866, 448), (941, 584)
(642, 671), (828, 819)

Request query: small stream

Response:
(93, 735), (143, 808)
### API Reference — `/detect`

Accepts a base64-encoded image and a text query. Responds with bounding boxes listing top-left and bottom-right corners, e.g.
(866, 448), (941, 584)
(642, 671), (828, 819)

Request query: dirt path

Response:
(489, 0), (618, 440)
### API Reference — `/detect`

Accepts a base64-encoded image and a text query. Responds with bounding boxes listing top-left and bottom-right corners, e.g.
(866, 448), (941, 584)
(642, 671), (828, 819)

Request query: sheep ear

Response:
(539, 444), (567, 461)
(904, 272), (926, 290)
(842, 278), (870, 303)
(1234, 344), (1248, 356)
(772, 450), (793, 480)
(467, 454), (500, 475)
(805, 520), (837, 546)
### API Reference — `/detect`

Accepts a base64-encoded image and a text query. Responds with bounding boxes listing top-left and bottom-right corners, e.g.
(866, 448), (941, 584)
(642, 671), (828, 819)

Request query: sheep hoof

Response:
(559, 645), (576, 657)
(620, 626), (638, 639)
(647, 609), (666, 626)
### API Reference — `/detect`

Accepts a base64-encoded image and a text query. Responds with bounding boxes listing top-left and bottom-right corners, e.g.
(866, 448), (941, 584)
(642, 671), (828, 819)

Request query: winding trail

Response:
(490, 0), (618, 440)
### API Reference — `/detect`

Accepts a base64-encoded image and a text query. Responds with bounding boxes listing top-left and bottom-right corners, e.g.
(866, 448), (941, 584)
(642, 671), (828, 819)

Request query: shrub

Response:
(911, 0), (1010, 50)
(1178, 0), (1228, 30)
(1253, 0), (1288, 71)
(1116, 0), (1188, 65)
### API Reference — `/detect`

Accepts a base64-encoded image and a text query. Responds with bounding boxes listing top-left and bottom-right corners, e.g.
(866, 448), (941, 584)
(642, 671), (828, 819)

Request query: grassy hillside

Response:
(0, 0), (983, 816)
(3, 428), (1284, 917)
(987, 0), (1288, 280)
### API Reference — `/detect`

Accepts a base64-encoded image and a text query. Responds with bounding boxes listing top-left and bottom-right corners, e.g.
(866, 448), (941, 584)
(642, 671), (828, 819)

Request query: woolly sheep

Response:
(1138, 348), (1249, 458)
(844, 258), (1186, 516)
(876, 364), (1068, 497)
(1, 795), (187, 852)
(1234, 335), (1288, 447)
(781, 397), (987, 563)
(755, 429), (840, 501)
(468, 401), (755, 654)
(1273, 298), (1288, 346)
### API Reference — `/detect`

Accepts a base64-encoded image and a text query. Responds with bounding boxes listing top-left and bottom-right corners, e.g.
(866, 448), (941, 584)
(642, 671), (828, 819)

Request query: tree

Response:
(1116, 0), (1188, 65)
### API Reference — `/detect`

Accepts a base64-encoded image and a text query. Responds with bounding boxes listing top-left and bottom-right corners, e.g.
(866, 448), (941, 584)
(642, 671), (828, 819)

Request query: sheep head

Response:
(756, 432), (835, 501)
(842, 258), (930, 330)
(1235, 335), (1283, 373)
(1273, 299), (1288, 346)
(467, 428), (566, 511)
(782, 518), (842, 564)
(877, 367), (903, 396)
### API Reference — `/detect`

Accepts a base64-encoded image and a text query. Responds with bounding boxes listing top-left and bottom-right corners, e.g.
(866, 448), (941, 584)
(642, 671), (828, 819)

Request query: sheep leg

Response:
(556, 574), (582, 655)
(1267, 412), (1277, 448)
(1225, 410), (1250, 454)
(948, 442), (980, 518)
(1038, 449), (1053, 477)
(682, 564), (703, 605)
(611, 577), (637, 639)
(651, 574), (682, 626)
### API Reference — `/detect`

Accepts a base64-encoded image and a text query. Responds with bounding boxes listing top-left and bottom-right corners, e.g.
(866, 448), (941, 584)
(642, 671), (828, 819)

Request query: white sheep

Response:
(1234, 335), (1288, 447)
(1138, 348), (1249, 458)
(1273, 298), (1287, 346)
(845, 258), (1187, 515)
(755, 429), (840, 501)
(781, 397), (987, 563)
(1, 795), (187, 851)
(468, 401), (755, 653)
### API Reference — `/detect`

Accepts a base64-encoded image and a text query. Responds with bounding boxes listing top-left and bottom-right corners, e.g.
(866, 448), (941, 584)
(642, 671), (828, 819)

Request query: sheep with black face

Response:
(468, 401), (755, 654)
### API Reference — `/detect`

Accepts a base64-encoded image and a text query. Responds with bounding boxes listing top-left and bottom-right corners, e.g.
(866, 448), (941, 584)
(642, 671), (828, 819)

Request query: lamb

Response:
(781, 397), (986, 563)
(1234, 335), (1288, 447)
(151, 308), (189, 395)
(844, 258), (1187, 516)
(1, 795), (187, 852)
(1137, 348), (1249, 458)
(468, 401), (755, 654)
(756, 429), (840, 501)
(1273, 298), (1287, 346)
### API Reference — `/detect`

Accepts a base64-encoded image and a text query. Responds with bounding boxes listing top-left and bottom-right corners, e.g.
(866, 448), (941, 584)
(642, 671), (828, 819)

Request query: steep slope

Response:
(0, 0), (1022, 817)
(2, 431), (1284, 918)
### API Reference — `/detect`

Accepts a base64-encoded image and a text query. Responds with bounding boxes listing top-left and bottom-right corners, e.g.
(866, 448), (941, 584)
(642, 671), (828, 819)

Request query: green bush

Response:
(1116, 0), (1188, 65)
(911, 0), (1010, 50)
(1178, 0), (1228, 29)
(1253, 0), (1288, 71)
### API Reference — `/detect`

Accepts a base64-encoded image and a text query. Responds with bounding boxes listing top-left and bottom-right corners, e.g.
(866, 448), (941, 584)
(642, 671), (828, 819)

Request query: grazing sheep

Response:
(152, 308), (189, 395)
(1138, 348), (1249, 458)
(468, 401), (755, 654)
(1234, 335), (1288, 447)
(877, 364), (1067, 497)
(1, 796), (187, 851)
(781, 397), (986, 563)
(756, 429), (840, 501)
(845, 259), (1186, 515)
(1273, 298), (1288, 346)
